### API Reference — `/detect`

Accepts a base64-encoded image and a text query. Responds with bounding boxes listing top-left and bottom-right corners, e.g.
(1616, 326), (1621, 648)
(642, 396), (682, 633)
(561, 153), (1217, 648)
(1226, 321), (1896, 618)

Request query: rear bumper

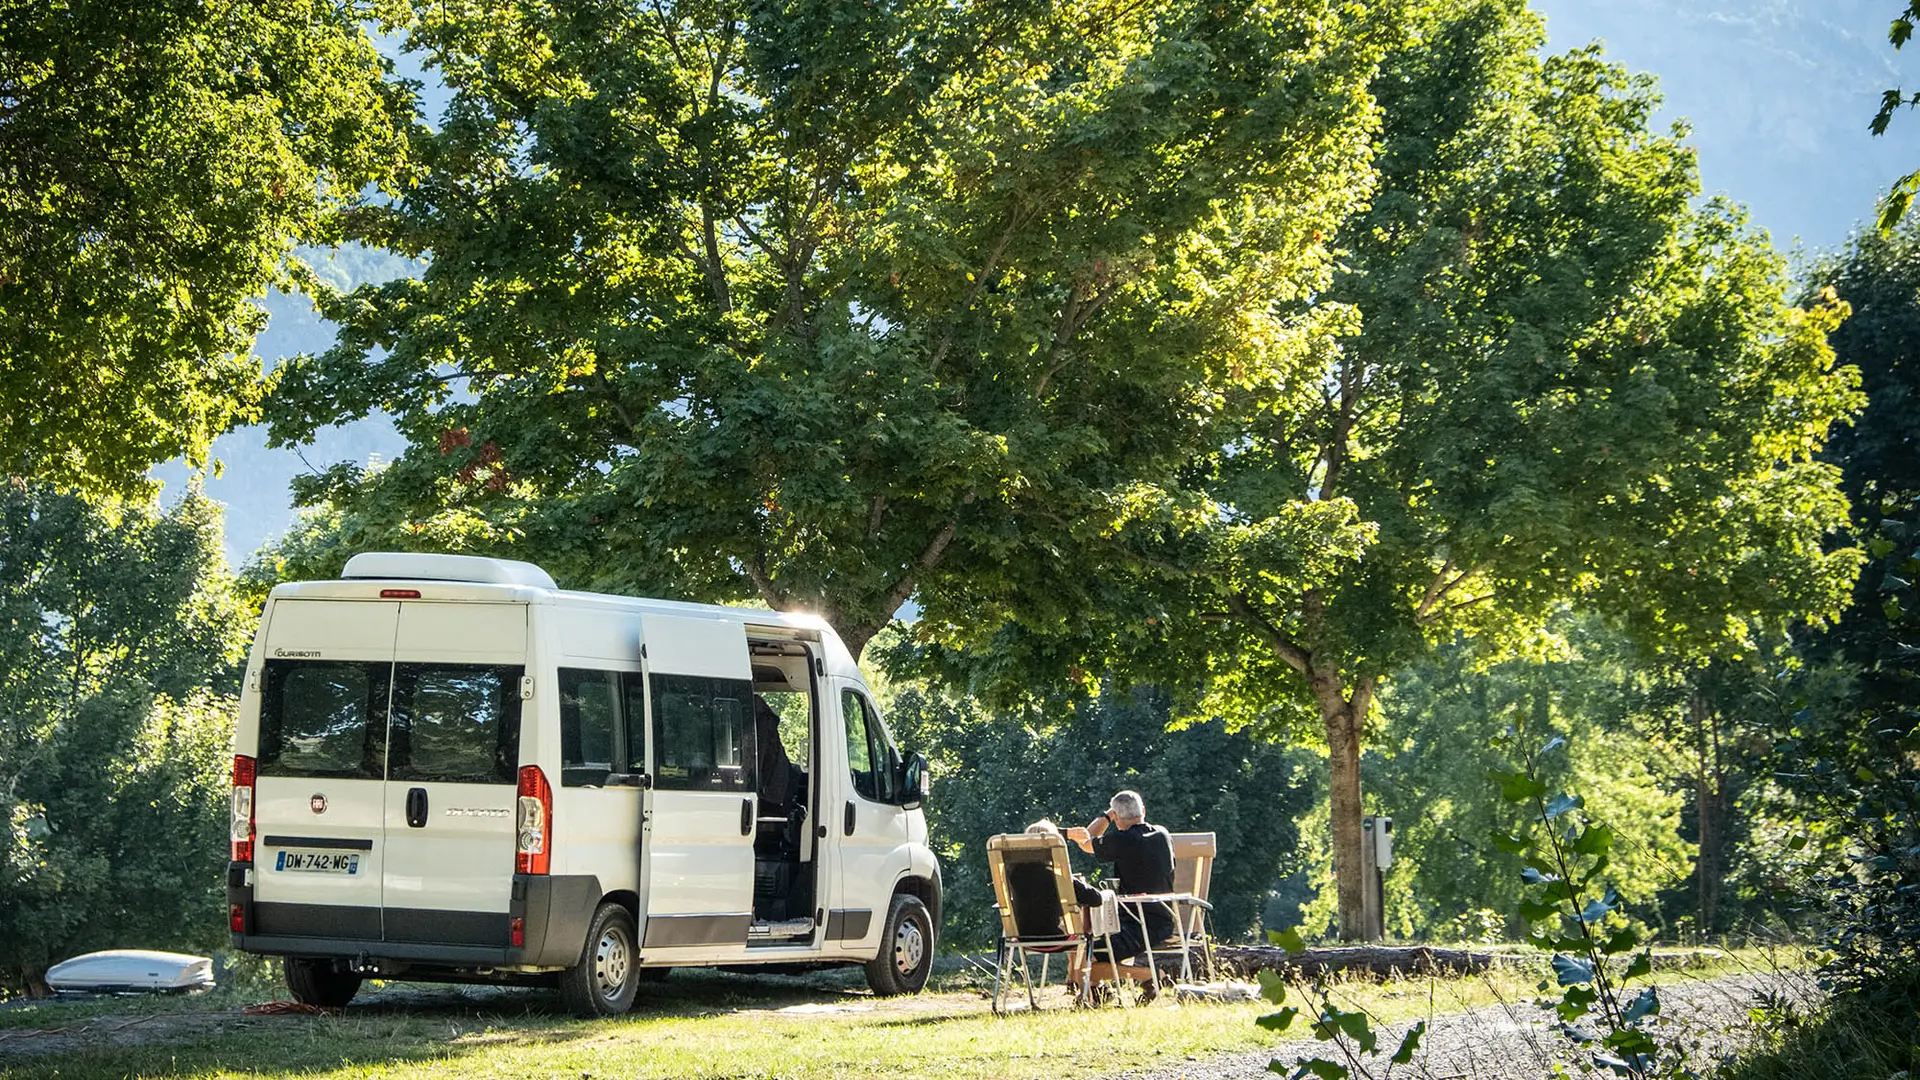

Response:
(228, 864), (600, 970)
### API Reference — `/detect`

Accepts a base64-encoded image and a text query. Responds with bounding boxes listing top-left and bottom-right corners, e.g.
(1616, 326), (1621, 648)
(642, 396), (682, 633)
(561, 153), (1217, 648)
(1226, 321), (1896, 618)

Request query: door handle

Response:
(844, 800), (856, 837)
(406, 787), (428, 829)
(741, 798), (754, 837)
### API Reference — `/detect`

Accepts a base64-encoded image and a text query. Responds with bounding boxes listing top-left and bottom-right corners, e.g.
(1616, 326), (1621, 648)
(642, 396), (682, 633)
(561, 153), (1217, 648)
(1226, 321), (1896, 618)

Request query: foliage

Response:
(1869, 3), (1920, 230)
(261, 0), (1390, 658)
(0, 485), (252, 994)
(885, 684), (1314, 949)
(1254, 930), (1425, 1080)
(1303, 618), (1693, 940)
(0, 0), (410, 495)
(1787, 217), (1920, 1015)
(906, 0), (1863, 938)
(1493, 734), (1688, 1079)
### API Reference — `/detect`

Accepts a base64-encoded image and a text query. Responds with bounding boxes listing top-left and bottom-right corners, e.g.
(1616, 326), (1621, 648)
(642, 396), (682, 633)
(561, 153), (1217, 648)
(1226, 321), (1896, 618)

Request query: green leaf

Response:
(1570, 823), (1615, 857)
(1543, 793), (1584, 820)
(1556, 983), (1598, 1021)
(1490, 830), (1530, 855)
(1390, 1020), (1427, 1064)
(1258, 1007), (1301, 1032)
(1622, 950), (1653, 982)
(1551, 953), (1595, 986)
(1497, 772), (1548, 803)
(1622, 987), (1659, 1023)
(1578, 888), (1619, 924)
(1600, 928), (1641, 956)
(1257, 969), (1290, 1006)
(1290, 1059), (1350, 1080)
(1268, 927), (1309, 954)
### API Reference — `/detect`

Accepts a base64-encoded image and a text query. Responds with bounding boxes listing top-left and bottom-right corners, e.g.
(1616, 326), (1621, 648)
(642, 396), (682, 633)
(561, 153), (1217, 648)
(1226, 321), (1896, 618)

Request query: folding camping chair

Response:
(986, 832), (1113, 1013)
(1168, 831), (1220, 979)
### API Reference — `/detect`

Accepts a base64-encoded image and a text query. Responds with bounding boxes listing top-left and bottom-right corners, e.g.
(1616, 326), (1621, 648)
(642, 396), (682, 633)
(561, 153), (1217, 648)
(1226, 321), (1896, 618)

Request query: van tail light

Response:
(516, 765), (551, 875)
(510, 917), (525, 948)
(230, 755), (256, 863)
(230, 904), (246, 933)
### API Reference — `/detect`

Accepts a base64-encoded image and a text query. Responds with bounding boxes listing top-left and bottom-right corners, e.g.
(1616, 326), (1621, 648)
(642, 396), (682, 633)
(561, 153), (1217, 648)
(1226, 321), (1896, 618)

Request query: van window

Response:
(257, 660), (388, 780)
(559, 668), (622, 787)
(650, 674), (754, 791)
(842, 690), (897, 803)
(390, 664), (523, 785)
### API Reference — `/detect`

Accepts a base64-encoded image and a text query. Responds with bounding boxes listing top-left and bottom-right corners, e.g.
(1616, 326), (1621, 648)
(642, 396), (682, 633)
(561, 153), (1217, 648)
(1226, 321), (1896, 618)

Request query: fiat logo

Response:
(310, 794), (328, 815)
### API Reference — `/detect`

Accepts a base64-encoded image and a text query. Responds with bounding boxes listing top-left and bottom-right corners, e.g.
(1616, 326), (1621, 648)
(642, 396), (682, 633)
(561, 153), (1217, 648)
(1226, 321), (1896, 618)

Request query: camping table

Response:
(1112, 891), (1211, 985)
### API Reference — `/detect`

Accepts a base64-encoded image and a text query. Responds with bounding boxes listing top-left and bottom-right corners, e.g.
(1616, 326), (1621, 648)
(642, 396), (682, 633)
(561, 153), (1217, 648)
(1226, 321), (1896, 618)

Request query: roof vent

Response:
(341, 552), (558, 590)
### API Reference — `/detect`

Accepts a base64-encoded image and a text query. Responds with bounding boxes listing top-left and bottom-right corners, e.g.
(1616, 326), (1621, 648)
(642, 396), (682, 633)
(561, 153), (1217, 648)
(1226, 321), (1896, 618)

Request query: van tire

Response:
(285, 958), (362, 1008)
(863, 893), (934, 996)
(561, 902), (639, 1017)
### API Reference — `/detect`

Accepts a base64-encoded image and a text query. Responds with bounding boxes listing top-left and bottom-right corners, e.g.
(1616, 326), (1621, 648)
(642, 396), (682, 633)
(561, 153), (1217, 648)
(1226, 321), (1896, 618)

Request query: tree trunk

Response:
(1692, 688), (1725, 937)
(1319, 685), (1367, 940)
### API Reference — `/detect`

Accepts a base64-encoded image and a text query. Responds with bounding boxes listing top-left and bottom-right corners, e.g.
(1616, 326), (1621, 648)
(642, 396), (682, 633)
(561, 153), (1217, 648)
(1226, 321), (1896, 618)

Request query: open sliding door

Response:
(637, 614), (757, 953)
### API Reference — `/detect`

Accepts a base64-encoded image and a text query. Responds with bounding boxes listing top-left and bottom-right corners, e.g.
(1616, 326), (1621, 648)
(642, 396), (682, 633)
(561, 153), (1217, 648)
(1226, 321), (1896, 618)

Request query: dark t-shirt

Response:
(1090, 821), (1176, 940)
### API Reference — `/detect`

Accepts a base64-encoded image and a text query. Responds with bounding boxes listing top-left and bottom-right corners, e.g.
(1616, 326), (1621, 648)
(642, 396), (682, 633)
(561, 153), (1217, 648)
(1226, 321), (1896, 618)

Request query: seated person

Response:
(1066, 790), (1177, 998)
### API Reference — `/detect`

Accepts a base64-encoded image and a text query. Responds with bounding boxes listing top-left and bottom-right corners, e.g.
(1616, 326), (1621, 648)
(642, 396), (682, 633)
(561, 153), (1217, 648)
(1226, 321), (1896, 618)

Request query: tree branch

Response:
(1227, 592), (1312, 675)
(743, 557), (784, 608)
(928, 206), (1023, 373)
(876, 518), (960, 620)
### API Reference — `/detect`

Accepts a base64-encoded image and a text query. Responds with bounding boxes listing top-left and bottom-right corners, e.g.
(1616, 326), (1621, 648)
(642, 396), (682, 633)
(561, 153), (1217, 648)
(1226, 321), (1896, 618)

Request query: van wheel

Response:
(285, 958), (362, 1008)
(561, 902), (639, 1017)
(863, 893), (934, 996)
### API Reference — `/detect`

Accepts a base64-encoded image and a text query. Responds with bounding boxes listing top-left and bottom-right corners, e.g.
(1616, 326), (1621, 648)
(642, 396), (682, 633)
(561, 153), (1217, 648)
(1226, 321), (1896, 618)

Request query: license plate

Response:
(274, 851), (361, 875)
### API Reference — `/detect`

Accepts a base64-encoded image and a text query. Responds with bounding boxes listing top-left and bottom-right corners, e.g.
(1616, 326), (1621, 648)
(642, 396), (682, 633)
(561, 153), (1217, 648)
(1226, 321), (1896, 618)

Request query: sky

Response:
(155, 0), (1920, 566)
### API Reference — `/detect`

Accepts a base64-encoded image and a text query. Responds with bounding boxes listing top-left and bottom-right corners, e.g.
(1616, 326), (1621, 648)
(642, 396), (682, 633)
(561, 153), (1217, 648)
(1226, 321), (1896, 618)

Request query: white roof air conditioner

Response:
(341, 552), (558, 590)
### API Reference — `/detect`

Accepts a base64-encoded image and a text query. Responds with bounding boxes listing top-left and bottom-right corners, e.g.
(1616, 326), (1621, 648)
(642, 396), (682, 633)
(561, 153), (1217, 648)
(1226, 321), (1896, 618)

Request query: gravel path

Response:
(1113, 971), (1817, 1080)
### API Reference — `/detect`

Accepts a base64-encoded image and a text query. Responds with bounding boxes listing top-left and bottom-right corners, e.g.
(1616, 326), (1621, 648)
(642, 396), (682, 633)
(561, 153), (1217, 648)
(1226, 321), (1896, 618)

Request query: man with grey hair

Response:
(1068, 789), (1176, 995)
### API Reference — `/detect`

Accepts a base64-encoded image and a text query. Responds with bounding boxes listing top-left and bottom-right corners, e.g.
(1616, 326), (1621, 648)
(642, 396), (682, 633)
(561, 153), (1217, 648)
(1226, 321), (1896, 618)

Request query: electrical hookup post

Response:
(1359, 815), (1394, 941)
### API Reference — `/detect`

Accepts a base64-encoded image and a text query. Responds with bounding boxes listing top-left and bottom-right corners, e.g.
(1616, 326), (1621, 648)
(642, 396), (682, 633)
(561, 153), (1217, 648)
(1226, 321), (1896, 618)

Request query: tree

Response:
(262, 0), (1388, 657)
(0, 484), (251, 994)
(1352, 618), (1693, 941)
(0, 0), (408, 496)
(908, 1), (1864, 938)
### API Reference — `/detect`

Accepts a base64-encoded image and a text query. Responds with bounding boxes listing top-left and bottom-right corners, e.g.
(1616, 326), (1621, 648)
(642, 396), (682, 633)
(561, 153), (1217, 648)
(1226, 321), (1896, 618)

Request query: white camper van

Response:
(227, 553), (940, 1016)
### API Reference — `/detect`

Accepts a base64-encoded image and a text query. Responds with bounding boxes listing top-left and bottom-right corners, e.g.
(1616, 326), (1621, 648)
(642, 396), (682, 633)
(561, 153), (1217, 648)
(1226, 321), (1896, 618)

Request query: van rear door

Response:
(250, 601), (398, 942)
(381, 601), (528, 947)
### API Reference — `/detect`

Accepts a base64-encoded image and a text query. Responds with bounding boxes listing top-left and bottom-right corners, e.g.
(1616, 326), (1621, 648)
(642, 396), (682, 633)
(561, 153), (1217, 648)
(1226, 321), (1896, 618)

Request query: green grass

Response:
(0, 948), (1777, 1080)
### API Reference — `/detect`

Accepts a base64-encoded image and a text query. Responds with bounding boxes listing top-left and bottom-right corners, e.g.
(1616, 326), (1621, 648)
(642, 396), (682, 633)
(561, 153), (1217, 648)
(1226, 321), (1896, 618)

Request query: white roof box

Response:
(342, 552), (558, 590)
(46, 950), (214, 993)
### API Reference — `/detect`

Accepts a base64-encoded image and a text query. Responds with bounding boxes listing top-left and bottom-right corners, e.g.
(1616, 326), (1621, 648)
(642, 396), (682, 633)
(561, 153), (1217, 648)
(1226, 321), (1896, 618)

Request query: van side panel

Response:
(545, 604), (645, 899)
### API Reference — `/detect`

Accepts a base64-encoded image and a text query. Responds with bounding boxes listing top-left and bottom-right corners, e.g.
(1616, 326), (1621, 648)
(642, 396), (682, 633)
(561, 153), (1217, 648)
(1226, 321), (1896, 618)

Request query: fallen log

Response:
(1210, 945), (1726, 981)
(1210, 944), (1524, 979)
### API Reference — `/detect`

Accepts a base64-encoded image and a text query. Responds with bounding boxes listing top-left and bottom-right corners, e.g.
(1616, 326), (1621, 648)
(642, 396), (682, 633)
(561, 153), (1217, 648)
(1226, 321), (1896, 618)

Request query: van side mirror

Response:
(900, 753), (929, 810)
